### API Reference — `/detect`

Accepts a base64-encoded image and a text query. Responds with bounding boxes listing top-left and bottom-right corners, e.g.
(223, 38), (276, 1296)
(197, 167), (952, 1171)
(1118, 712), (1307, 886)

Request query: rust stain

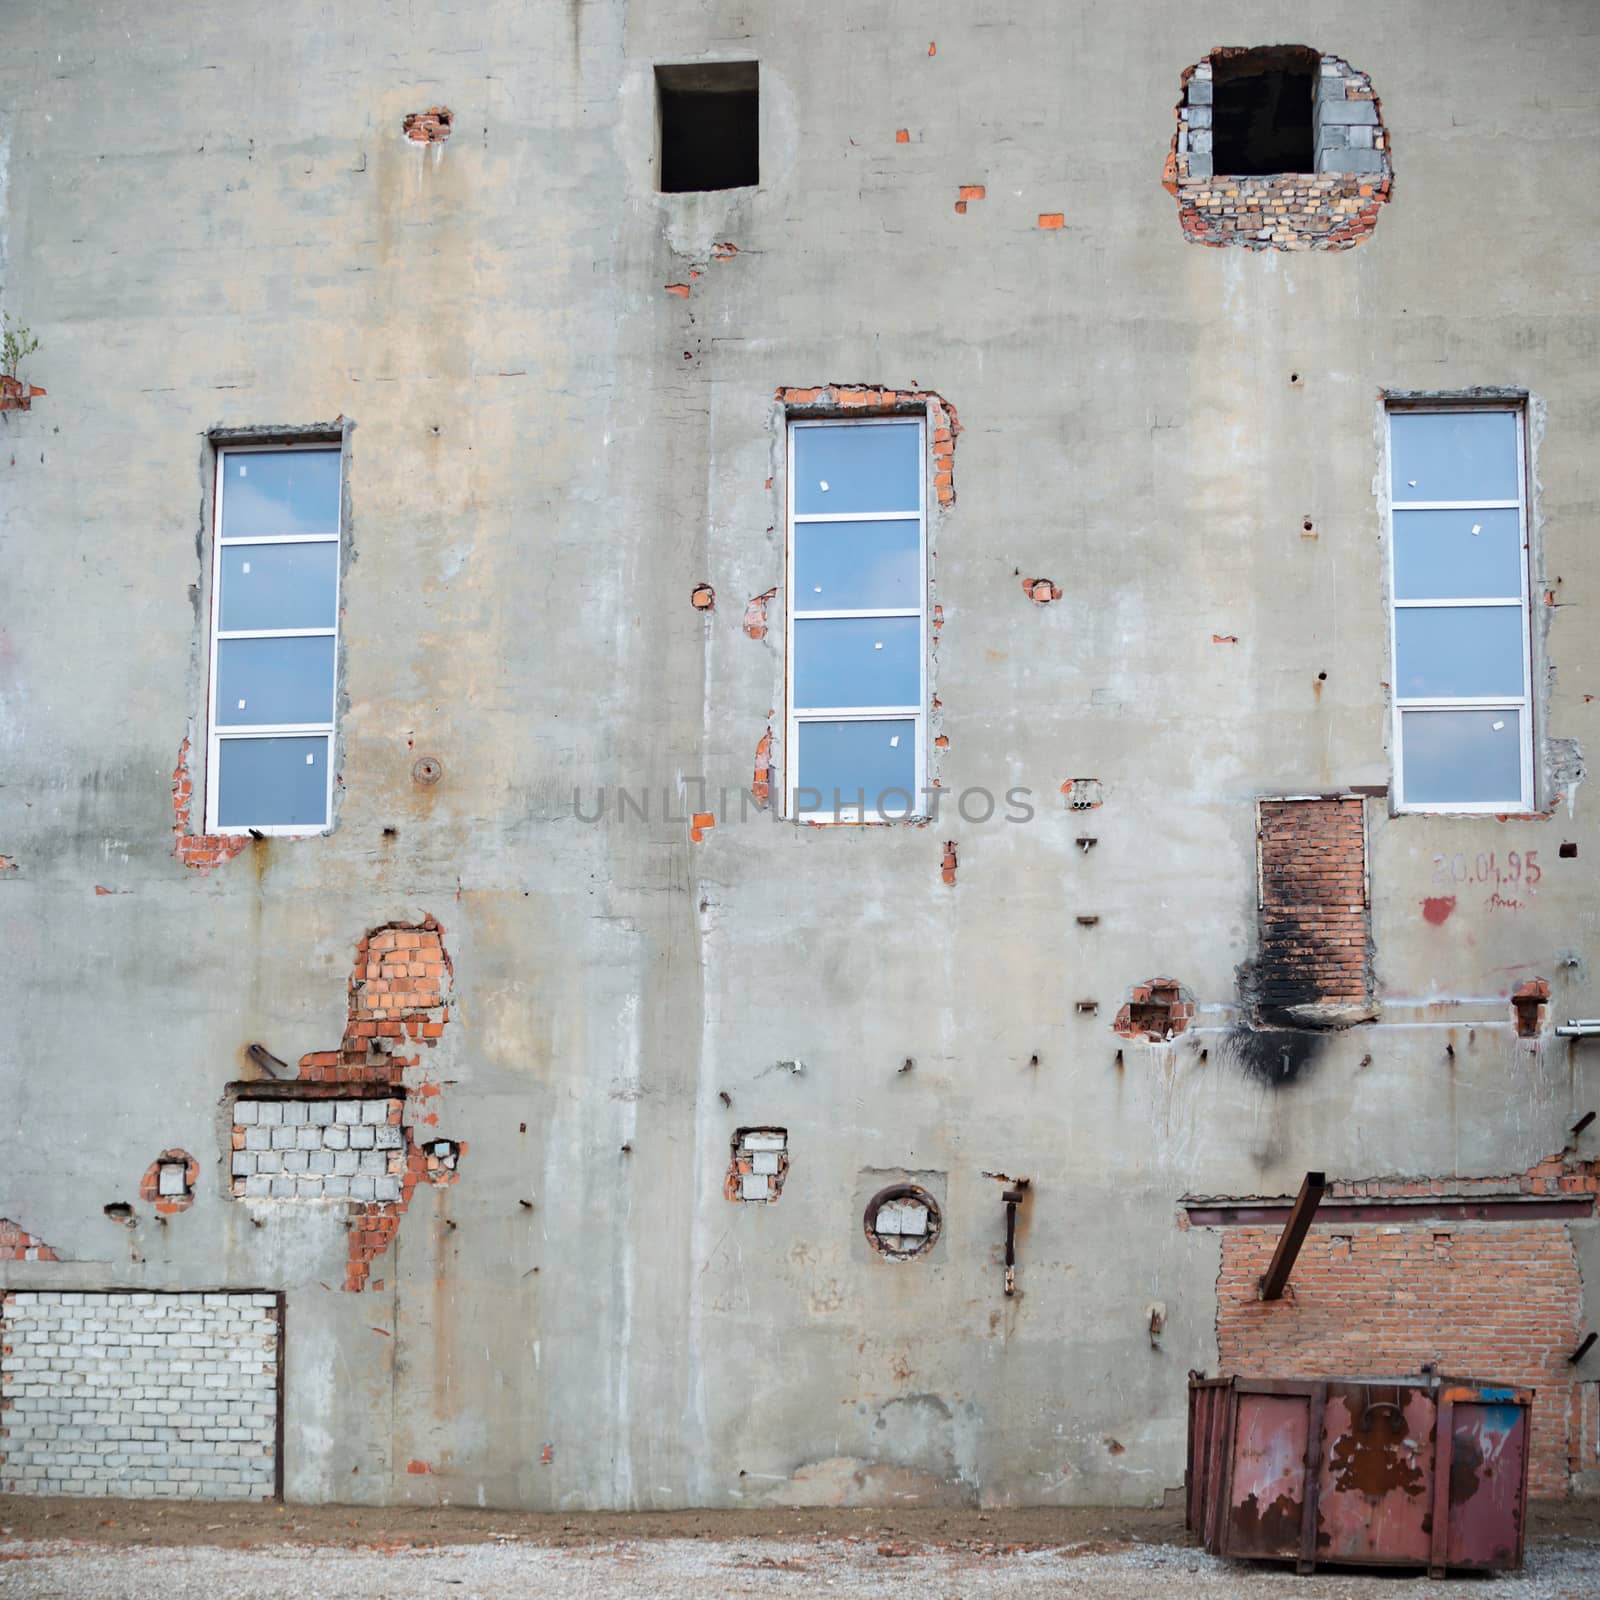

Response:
(1328, 1406), (1425, 1499)
(1231, 1489), (1302, 1553)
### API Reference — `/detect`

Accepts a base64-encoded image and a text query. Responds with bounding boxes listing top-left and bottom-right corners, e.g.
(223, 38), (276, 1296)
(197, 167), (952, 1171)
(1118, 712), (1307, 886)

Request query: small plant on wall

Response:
(3, 311), (40, 377)
(1, 311), (45, 411)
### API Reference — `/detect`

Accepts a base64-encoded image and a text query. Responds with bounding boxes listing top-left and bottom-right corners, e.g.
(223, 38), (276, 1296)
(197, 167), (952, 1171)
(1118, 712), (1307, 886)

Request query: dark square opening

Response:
(1212, 47), (1318, 176)
(656, 62), (759, 193)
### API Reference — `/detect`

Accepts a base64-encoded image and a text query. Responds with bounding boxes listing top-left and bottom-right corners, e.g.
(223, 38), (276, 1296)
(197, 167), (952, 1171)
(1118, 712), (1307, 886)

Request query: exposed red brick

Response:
(743, 586), (778, 641)
(1037, 213), (1065, 230)
(0, 375), (45, 412)
(711, 241), (739, 261)
(895, 129), (910, 144)
(941, 841), (958, 886)
(1167, 51), (1391, 252)
(958, 185), (986, 202)
(1255, 798), (1369, 1014)
(402, 108), (452, 144)
(0, 856), (16, 873)
(138, 1149), (198, 1217)
(0, 1218), (59, 1263)
(689, 811), (715, 843)
(1218, 1220), (1582, 1498)
(248, 918), (466, 1291)
(751, 727), (774, 808)
(1212, 633), (1238, 644)
(664, 284), (691, 298)
(171, 739), (248, 875)
(1023, 577), (1061, 605)
(1112, 978), (1193, 1042)
(690, 583), (715, 610)
(776, 385), (961, 510)
(1513, 977), (1550, 1039)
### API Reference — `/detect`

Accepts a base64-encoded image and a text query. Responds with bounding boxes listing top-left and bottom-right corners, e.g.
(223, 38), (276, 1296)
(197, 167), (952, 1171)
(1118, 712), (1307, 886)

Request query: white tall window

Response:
(207, 444), (342, 832)
(1387, 406), (1532, 812)
(786, 416), (927, 820)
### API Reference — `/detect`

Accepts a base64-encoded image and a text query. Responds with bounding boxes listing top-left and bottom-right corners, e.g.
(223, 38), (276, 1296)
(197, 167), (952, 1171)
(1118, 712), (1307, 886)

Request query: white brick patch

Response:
(1, 1291), (279, 1500)
(728, 1128), (788, 1203)
(231, 1099), (404, 1201)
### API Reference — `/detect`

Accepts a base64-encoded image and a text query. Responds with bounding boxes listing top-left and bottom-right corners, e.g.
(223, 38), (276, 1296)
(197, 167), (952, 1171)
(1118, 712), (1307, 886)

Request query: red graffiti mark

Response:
(1421, 896), (1456, 926)
(405, 1459), (433, 1475)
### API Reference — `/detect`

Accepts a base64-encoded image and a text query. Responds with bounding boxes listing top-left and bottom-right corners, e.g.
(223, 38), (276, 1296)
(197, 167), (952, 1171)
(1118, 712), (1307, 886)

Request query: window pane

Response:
(794, 617), (920, 708)
(793, 423), (921, 516)
(1401, 710), (1523, 806)
(794, 520), (921, 610)
(1390, 411), (1518, 503)
(216, 736), (330, 828)
(219, 543), (339, 631)
(1393, 509), (1523, 601)
(795, 720), (916, 816)
(220, 449), (341, 538)
(216, 636), (336, 726)
(1395, 607), (1525, 699)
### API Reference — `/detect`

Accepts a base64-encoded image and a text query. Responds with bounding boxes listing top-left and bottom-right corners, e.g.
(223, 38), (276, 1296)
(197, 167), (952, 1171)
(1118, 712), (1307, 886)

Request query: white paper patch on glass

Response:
(889, 735), (900, 747)
(306, 753), (315, 764)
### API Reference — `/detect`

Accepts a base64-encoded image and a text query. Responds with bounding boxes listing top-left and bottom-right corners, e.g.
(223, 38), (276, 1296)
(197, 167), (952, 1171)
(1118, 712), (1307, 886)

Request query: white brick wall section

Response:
(1, 1292), (278, 1500)
(232, 1099), (404, 1200)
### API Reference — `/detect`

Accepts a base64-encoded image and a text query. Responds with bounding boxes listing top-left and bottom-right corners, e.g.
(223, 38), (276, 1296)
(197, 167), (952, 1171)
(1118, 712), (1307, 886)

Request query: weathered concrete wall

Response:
(2, 0), (1599, 1508)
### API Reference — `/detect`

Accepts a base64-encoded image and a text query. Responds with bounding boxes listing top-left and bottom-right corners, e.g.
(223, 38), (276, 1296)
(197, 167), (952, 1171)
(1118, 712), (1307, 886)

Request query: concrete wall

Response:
(2, 0), (1599, 1508)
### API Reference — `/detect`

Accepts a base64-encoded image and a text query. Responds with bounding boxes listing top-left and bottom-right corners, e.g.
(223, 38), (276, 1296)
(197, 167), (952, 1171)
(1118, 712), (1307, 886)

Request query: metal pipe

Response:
(1555, 1022), (1600, 1037)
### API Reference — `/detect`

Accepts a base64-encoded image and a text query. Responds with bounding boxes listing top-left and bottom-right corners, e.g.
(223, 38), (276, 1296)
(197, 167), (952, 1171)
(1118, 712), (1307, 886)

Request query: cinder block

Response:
(899, 1203), (929, 1236)
(1186, 155), (1213, 179)
(358, 1151), (385, 1175)
(1189, 130), (1211, 153)
(375, 1125), (403, 1149)
(336, 1102), (361, 1124)
(256, 1102), (282, 1125)
(269, 1127), (294, 1151)
(231, 1153), (253, 1176)
(281, 1150), (309, 1174)
(741, 1132), (786, 1152)
(308, 1151), (335, 1174)
(295, 1126), (320, 1151)
(740, 1174), (770, 1201)
(281, 1102), (307, 1126)
(308, 1101), (334, 1125)
(324, 1124), (349, 1150)
(334, 1150), (359, 1175)
(350, 1125), (376, 1149)
(1319, 98), (1378, 124)
(244, 1176), (270, 1198)
(361, 1100), (388, 1125)
(295, 1178), (322, 1198)
(1187, 78), (1213, 105)
(269, 1177), (295, 1198)
(875, 1202), (907, 1235)
(375, 1177), (402, 1202)
(1186, 105), (1211, 128)
(234, 1102), (259, 1126)
(752, 1151), (780, 1176)
(350, 1177), (375, 1200)
(1320, 148), (1385, 174)
(323, 1175), (352, 1198)
(245, 1127), (271, 1151)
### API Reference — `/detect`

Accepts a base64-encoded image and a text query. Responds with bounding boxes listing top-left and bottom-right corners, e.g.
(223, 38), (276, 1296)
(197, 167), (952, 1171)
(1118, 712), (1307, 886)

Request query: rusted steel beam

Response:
(1258, 1171), (1326, 1301)
(1570, 1331), (1597, 1366)
(1186, 1195), (1591, 1226)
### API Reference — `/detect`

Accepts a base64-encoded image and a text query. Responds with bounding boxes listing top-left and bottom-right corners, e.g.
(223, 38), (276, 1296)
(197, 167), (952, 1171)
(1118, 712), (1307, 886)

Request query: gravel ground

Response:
(3, 1536), (1599, 1599)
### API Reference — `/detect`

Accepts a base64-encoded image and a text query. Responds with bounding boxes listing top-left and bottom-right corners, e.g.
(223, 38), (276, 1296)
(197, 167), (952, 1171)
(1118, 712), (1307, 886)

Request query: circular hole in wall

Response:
(412, 756), (443, 786)
(863, 1183), (941, 1259)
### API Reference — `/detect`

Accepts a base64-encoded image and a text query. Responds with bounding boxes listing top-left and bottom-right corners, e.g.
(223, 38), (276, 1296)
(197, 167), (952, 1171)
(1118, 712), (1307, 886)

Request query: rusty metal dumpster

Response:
(1186, 1373), (1530, 1576)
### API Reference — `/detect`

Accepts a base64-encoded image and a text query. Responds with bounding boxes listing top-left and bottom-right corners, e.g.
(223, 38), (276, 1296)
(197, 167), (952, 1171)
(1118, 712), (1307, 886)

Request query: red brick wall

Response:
(1256, 797), (1368, 1012)
(1217, 1224), (1583, 1498)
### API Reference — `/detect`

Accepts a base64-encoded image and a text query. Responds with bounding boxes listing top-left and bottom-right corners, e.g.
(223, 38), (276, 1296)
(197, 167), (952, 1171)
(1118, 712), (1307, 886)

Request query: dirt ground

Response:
(0, 1497), (1189, 1552)
(1, 1495), (1595, 1551)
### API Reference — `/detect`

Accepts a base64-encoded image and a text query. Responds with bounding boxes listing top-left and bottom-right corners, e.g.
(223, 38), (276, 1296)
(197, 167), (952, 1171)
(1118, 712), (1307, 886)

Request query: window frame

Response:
(205, 440), (343, 835)
(1385, 401), (1533, 814)
(784, 413), (929, 823)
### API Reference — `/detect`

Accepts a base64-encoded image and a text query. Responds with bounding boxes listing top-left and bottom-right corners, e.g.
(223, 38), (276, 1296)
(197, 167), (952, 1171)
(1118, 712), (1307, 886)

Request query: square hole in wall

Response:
(656, 62), (759, 193)
(726, 1127), (787, 1202)
(1213, 47), (1317, 175)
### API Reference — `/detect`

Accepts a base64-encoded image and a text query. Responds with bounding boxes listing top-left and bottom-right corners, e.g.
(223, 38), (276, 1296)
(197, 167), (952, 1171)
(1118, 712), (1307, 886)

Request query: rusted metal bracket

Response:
(1258, 1170), (1326, 1301)
(1570, 1330), (1597, 1365)
(1002, 1180), (1030, 1297)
